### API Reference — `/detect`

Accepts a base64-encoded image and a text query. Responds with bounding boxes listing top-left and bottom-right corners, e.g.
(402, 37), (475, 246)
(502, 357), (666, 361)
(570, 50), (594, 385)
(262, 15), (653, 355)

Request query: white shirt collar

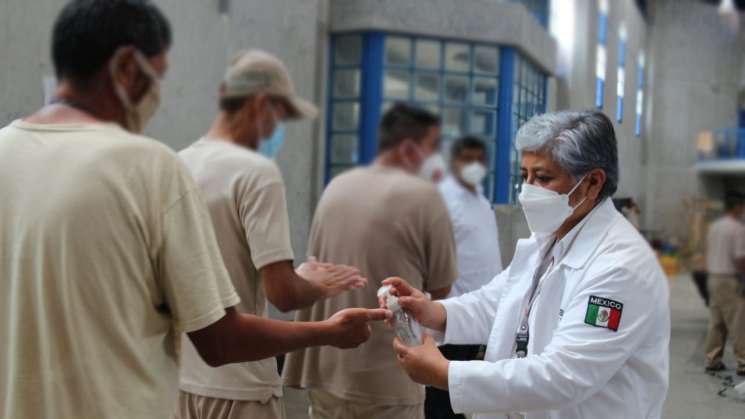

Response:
(535, 199), (611, 268)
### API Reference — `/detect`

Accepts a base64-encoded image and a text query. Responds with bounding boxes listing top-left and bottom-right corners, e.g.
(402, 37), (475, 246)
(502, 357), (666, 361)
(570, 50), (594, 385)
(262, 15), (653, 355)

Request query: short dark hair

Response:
(725, 193), (745, 211)
(451, 136), (487, 160)
(52, 0), (172, 84)
(219, 96), (249, 115)
(378, 103), (440, 152)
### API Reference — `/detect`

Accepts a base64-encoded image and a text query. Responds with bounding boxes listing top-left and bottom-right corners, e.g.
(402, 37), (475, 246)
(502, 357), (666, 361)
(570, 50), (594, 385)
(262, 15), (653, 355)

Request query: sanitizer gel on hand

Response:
(378, 285), (422, 346)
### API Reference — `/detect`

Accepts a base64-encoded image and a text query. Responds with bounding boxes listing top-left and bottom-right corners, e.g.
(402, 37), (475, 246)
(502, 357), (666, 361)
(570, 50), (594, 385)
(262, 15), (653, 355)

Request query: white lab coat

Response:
(440, 199), (670, 419)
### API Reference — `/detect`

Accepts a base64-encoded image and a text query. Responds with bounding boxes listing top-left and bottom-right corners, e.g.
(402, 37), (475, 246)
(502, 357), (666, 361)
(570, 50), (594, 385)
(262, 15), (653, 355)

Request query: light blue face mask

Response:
(258, 122), (286, 159)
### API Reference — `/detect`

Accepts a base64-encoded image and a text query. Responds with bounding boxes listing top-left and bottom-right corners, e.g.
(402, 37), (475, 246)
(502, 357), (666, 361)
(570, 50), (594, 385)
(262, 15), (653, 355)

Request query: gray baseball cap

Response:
(222, 49), (318, 119)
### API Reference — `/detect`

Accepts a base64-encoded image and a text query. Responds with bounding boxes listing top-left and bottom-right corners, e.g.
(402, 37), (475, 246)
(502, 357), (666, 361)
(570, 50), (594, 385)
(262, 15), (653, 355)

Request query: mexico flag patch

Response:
(584, 296), (623, 331)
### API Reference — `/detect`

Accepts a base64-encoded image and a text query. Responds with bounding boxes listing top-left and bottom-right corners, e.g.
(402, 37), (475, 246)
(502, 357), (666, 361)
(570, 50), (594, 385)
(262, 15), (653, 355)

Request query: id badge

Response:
(515, 332), (529, 358)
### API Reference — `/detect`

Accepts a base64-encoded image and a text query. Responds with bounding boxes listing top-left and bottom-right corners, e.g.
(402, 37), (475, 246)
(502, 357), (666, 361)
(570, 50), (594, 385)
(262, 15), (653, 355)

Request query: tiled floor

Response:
(662, 275), (744, 418)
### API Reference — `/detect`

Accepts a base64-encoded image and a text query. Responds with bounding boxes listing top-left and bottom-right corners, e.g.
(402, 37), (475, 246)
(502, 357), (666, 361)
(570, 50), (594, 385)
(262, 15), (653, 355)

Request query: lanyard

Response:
(515, 242), (556, 358)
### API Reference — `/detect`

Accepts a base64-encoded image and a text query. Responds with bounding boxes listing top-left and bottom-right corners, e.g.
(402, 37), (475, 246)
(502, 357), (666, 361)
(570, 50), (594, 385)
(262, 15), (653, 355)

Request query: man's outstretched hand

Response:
(325, 308), (392, 349)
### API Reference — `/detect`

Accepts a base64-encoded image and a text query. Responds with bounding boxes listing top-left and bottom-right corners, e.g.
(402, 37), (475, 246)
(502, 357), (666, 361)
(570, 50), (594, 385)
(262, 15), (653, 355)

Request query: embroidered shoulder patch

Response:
(584, 295), (623, 331)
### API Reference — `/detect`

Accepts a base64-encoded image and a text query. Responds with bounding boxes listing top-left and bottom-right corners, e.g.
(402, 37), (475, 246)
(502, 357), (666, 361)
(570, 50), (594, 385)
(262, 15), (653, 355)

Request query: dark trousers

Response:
(425, 344), (484, 419)
(692, 271), (709, 306)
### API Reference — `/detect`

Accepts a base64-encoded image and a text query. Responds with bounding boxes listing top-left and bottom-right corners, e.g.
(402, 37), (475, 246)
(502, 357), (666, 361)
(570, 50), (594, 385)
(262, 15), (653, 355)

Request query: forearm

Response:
(424, 301), (448, 332)
(213, 313), (330, 365)
(262, 261), (324, 312)
(283, 271), (325, 310)
(736, 257), (745, 275)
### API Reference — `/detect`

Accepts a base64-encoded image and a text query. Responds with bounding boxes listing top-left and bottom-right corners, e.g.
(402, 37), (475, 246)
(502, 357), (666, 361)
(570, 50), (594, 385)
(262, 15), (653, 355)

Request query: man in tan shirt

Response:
(704, 193), (745, 375)
(283, 104), (458, 419)
(176, 50), (369, 419)
(0, 2), (387, 418)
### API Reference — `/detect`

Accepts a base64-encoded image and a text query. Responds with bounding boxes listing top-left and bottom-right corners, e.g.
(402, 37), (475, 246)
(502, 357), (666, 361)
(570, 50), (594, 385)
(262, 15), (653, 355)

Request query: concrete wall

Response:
(644, 0), (745, 240)
(0, 0), (326, 266)
(154, 0), (326, 265)
(331, 0), (557, 74)
(553, 0), (648, 201)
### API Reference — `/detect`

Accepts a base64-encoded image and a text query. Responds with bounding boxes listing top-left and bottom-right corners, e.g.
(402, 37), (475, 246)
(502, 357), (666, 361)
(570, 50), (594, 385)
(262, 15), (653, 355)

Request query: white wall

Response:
(644, 0), (745, 240)
(552, 0), (648, 200)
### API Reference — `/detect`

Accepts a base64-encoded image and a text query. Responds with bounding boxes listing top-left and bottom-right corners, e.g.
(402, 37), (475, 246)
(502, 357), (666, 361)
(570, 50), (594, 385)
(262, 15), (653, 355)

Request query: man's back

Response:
(283, 165), (457, 405)
(0, 121), (237, 419)
(707, 215), (745, 275)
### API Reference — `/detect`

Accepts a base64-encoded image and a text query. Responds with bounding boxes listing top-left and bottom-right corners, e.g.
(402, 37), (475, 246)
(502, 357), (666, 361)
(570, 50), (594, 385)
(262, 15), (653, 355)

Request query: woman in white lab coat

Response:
(386, 110), (670, 419)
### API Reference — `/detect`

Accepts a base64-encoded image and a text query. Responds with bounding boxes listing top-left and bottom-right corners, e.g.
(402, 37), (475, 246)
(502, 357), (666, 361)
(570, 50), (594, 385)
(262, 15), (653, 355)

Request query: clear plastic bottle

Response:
(378, 285), (422, 346)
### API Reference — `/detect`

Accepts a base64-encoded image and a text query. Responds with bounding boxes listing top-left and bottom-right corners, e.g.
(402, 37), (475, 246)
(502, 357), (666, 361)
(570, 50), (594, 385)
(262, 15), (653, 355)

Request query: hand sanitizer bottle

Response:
(378, 285), (422, 346)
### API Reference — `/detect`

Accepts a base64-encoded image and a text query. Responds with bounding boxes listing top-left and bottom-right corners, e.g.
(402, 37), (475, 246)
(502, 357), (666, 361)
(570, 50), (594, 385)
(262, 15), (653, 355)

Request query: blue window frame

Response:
(616, 33), (626, 123)
(635, 54), (645, 137)
(511, 0), (550, 28)
(326, 32), (547, 205)
(381, 35), (501, 201)
(596, 2), (608, 109)
(506, 53), (548, 203)
(327, 34), (364, 179)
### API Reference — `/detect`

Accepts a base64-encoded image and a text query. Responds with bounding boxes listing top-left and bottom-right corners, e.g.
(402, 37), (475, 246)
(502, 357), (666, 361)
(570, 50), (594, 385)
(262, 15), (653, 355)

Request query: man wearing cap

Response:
(175, 49), (367, 419)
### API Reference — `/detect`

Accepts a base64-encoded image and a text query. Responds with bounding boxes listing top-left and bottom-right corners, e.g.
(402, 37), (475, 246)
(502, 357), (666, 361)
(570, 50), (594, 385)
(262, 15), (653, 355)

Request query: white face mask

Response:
(518, 176), (588, 235)
(111, 50), (161, 133)
(419, 153), (446, 182)
(460, 162), (487, 186)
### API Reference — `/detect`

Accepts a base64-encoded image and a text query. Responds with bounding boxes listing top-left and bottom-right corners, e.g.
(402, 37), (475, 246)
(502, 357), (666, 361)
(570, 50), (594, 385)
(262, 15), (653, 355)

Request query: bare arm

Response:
(188, 306), (390, 367)
(429, 286), (452, 301)
(261, 259), (367, 312)
(261, 261), (323, 312)
(736, 256), (745, 275)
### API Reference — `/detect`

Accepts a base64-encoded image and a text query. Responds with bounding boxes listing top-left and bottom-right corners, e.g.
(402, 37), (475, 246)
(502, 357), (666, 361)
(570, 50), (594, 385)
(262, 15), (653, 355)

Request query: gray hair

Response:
(515, 110), (619, 200)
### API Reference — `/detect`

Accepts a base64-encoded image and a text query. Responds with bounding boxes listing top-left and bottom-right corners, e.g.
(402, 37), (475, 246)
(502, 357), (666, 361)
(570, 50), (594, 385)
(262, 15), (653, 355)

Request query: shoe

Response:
(705, 362), (727, 372)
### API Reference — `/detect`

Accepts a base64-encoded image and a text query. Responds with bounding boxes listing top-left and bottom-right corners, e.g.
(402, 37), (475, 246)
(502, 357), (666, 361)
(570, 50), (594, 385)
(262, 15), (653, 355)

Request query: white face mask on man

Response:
(419, 153), (446, 182)
(460, 162), (487, 186)
(403, 140), (445, 182)
(110, 50), (161, 133)
(518, 176), (588, 235)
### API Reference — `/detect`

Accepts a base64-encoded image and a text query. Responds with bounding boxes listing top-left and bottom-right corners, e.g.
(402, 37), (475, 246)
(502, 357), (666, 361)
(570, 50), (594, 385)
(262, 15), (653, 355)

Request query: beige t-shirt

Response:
(178, 138), (294, 401)
(282, 165), (457, 405)
(706, 215), (745, 275)
(0, 121), (239, 419)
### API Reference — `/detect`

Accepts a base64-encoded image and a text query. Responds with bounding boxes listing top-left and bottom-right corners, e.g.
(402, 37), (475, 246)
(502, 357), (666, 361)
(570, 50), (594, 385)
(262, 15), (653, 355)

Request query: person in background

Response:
(0, 2), (388, 418)
(703, 193), (745, 376)
(621, 198), (641, 230)
(175, 49), (370, 419)
(386, 110), (670, 419)
(283, 104), (458, 419)
(691, 253), (709, 307)
(426, 136), (503, 419)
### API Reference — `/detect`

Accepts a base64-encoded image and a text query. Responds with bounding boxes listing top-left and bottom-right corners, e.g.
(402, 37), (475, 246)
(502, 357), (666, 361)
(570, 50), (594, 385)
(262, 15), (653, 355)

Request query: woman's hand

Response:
(381, 277), (447, 332)
(393, 334), (449, 390)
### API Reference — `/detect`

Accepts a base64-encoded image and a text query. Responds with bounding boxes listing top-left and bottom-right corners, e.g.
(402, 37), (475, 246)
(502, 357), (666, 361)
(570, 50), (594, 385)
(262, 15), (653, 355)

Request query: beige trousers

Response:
(174, 390), (286, 419)
(704, 274), (745, 371)
(308, 389), (424, 419)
